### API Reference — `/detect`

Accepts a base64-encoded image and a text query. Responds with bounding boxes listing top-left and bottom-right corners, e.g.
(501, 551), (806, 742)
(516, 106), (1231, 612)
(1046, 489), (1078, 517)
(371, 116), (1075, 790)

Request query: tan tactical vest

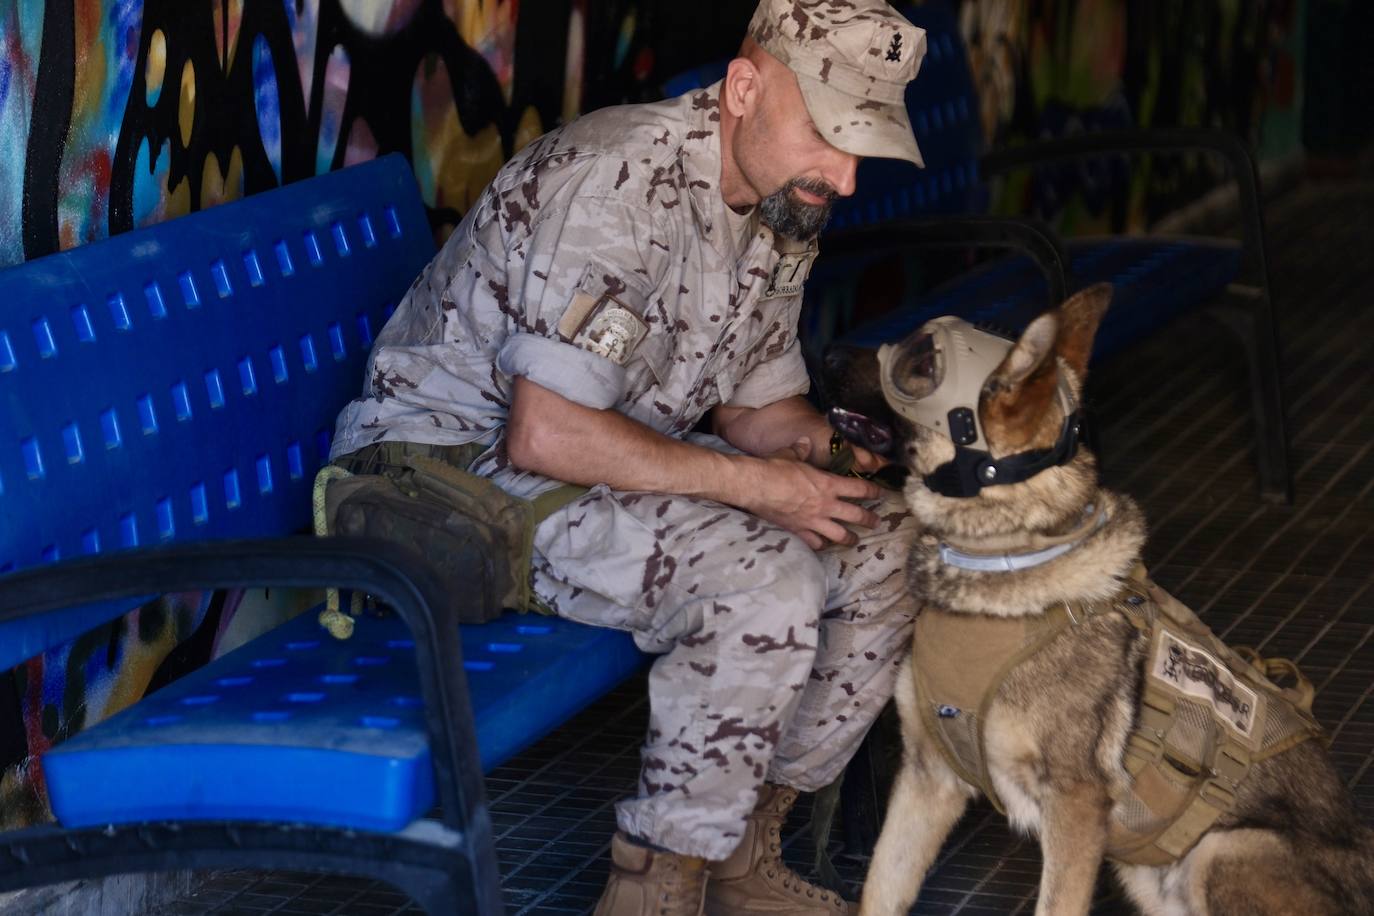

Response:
(913, 568), (1326, 866)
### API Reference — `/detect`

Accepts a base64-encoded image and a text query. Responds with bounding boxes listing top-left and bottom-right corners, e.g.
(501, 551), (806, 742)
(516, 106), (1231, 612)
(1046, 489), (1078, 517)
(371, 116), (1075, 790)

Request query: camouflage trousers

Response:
(530, 452), (919, 860)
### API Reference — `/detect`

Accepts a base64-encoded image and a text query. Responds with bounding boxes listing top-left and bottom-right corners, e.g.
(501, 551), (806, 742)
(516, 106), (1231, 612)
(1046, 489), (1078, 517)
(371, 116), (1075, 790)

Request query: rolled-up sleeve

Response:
(496, 332), (627, 408)
(474, 171), (673, 407)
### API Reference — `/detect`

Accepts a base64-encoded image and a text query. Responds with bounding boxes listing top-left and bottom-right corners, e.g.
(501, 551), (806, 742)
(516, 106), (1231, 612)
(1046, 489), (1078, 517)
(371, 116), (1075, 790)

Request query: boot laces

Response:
(762, 821), (841, 908)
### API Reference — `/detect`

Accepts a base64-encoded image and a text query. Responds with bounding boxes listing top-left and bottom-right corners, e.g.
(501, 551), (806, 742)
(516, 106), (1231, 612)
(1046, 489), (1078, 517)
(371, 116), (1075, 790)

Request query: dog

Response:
(823, 285), (1374, 916)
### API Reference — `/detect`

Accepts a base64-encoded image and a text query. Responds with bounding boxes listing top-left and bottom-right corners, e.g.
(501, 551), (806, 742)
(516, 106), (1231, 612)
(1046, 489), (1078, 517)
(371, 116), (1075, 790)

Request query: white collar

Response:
(938, 504), (1108, 573)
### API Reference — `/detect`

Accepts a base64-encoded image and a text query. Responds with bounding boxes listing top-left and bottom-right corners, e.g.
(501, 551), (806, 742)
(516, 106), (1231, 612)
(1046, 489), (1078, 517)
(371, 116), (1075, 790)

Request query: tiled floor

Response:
(157, 179), (1374, 914)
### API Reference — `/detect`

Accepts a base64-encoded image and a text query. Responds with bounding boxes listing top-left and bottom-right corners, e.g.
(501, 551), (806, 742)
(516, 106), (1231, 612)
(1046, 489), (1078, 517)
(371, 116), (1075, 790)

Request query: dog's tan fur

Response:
(829, 286), (1374, 916)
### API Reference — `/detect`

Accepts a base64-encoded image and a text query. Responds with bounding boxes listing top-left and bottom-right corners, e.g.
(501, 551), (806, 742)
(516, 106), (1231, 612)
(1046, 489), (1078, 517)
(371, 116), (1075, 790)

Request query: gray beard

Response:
(758, 177), (836, 241)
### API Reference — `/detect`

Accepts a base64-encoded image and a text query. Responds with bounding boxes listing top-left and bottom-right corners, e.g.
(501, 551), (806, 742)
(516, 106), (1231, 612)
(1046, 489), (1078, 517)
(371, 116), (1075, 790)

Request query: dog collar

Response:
(938, 503), (1107, 572)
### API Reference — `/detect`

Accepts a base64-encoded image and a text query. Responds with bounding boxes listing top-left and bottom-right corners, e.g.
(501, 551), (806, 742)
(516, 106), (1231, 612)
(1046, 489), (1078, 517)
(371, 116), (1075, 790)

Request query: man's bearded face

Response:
(759, 176), (837, 241)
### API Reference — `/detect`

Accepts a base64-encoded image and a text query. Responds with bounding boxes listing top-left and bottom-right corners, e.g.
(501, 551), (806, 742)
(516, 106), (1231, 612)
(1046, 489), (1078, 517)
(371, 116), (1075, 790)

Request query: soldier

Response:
(330, 1), (928, 912)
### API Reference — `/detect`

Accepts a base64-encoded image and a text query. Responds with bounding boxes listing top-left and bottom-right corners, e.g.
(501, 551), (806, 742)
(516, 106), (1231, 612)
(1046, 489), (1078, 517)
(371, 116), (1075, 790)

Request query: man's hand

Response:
(708, 396), (892, 547)
(508, 380), (885, 551)
(770, 432), (887, 476)
(715, 396), (887, 474)
(733, 455), (882, 549)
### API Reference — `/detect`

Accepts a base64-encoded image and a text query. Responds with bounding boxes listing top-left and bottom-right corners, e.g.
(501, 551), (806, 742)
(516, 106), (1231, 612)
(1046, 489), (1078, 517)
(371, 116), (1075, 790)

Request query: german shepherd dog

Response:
(823, 285), (1374, 915)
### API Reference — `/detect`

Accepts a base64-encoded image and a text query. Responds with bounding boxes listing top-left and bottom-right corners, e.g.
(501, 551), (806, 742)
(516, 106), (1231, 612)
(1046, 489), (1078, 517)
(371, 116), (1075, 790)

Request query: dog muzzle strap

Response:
(923, 409), (1085, 498)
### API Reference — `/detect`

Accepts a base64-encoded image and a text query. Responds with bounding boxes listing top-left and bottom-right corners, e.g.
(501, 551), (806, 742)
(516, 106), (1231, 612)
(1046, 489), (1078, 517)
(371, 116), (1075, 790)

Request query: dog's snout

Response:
(829, 407), (895, 456)
(822, 345), (861, 375)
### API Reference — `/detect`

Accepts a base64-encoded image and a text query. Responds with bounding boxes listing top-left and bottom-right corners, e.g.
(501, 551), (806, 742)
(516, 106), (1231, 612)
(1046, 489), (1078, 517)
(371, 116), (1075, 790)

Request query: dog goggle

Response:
(852, 317), (1084, 498)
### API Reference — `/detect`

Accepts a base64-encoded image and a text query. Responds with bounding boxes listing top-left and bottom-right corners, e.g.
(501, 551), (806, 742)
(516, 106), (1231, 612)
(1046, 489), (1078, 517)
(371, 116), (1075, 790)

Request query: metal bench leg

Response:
(398, 862), (481, 915)
(837, 701), (903, 857)
(1213, 286), (1294, 504)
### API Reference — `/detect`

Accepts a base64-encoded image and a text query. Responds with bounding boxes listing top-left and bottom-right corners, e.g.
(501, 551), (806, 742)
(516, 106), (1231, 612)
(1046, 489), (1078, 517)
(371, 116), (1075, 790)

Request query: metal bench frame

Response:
(0, 537), (503, 913)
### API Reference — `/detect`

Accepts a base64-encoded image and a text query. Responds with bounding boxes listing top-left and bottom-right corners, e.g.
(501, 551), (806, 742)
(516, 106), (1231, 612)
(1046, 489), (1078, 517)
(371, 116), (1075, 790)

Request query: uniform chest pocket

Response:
(707, 300), (799, 406)
(631, 329), (673, 388)
(699, 330), (759, 407)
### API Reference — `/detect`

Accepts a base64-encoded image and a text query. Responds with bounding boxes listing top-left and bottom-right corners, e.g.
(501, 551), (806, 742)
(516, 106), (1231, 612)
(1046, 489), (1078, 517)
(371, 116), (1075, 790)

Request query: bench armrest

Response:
(980, 127), (1271, 288)
(823, 216), (1069, 305)
(0, 536), (500, 905)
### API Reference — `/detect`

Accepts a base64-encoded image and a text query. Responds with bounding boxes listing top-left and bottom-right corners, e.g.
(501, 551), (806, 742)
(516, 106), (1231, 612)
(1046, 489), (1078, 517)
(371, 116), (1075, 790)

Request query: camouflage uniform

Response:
(331, 87), (818, 494)
(531, 458), (915, 859)
(332, 2), (929, 860)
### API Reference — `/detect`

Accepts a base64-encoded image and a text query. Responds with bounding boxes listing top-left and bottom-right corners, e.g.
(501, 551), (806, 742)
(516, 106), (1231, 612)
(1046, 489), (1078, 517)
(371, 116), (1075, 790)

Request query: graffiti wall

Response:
(0, 0), (754, 269)
(0, 0), (1309, 829)
(1, 0), (561, 267)
(954, 0), (1305, 231)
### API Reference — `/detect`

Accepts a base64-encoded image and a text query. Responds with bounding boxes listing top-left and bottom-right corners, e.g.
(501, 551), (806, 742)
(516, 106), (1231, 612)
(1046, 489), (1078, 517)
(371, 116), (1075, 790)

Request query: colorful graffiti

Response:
(953, 0), (1305, 231)
(1, 591), (242, 830)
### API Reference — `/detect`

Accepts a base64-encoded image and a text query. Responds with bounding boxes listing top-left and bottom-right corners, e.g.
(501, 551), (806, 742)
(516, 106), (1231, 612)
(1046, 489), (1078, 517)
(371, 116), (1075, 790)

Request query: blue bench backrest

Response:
(0, 154), (434, 670)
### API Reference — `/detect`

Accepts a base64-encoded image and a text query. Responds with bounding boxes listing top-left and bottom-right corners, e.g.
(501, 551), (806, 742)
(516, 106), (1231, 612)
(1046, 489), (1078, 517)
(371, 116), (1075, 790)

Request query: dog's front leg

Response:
(1033, 784), (1111, 916)
(859, 658), (970, 916)
(859, 755), (968, 915)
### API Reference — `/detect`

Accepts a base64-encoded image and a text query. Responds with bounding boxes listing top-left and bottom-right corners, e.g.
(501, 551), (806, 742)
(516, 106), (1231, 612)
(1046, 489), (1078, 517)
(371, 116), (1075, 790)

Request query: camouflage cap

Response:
(749, 0), (926, 167)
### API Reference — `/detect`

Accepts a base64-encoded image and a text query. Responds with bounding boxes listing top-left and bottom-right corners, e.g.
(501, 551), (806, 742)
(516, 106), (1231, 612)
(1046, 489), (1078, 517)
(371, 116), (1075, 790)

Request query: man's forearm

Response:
(713, 396), (832, 465)
(506, 376), (761, 505)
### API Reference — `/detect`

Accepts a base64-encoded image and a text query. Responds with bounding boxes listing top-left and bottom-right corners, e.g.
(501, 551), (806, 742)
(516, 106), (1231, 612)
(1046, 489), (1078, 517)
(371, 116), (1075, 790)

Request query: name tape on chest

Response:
(558, 290), (649, 367)
(762, 251), (816, 300)
(1149, 628), (1259, 739)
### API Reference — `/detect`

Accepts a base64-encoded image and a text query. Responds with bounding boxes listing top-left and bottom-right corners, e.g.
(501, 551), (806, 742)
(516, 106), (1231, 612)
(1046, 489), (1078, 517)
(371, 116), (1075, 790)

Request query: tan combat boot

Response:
(704, 784), (854, 915)
(593, 830), (709, 916)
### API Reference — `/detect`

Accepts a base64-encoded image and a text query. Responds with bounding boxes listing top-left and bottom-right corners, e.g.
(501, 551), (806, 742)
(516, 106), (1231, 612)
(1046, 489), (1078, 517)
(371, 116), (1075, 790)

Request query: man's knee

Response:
(713, 541), (827, 646)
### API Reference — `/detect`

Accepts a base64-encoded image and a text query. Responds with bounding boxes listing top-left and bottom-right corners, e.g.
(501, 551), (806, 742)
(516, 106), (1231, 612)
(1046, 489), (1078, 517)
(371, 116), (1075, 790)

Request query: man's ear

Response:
(980, 312), (1061, 451)
(722, 57), (761, 119)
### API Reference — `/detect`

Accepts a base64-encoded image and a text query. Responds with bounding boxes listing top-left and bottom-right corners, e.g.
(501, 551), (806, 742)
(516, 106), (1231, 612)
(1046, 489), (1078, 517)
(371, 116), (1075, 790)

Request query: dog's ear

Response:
(979, 285), (1112, 452)
(980, 312), (1061, 451)
(1053, 283), (1112, 380)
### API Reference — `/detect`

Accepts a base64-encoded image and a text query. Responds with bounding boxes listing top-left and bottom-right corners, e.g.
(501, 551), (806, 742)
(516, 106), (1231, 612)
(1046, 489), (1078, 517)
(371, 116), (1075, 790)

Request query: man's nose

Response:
(826, 150), (859, 198)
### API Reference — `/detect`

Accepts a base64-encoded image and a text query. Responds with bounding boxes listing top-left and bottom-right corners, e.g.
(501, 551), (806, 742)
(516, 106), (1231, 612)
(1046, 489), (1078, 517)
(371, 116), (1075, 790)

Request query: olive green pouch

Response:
(324, 442), (584, 621)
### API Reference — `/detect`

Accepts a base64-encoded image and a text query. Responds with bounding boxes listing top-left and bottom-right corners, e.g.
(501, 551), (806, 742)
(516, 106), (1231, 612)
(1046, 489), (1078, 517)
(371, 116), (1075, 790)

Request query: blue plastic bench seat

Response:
(841, 237), (1242, 357)
(45, 608), (641, 831)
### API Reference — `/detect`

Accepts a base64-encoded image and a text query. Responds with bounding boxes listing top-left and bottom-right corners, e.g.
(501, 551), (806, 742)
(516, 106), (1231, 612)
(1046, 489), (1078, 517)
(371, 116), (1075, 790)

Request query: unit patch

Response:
(886, 32), (903, 62)
(762, 250), (816, 300)
(1149, 628), (1259, 739)
(558, 263), (651, 367)
(559, 292), (648, 366)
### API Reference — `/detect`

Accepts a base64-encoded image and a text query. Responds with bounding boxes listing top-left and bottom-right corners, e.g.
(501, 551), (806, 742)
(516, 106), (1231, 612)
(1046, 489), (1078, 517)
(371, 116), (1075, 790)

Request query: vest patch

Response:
(762, 251), (815, 300)
(1150, 628), (1258, 738)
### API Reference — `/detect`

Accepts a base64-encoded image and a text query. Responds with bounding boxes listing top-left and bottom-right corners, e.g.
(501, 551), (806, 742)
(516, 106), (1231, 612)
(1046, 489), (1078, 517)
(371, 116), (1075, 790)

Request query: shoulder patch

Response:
(558, 263), (651, 367)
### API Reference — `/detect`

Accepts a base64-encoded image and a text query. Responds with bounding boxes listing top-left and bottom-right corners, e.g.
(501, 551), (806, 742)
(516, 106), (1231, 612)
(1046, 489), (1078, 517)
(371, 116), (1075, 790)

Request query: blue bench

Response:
(0, 155), (642, 913)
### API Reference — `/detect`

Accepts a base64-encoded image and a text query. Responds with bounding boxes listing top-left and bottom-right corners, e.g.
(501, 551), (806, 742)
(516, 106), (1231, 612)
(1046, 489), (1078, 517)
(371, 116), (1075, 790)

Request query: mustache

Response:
(787, 177), (838, 202)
